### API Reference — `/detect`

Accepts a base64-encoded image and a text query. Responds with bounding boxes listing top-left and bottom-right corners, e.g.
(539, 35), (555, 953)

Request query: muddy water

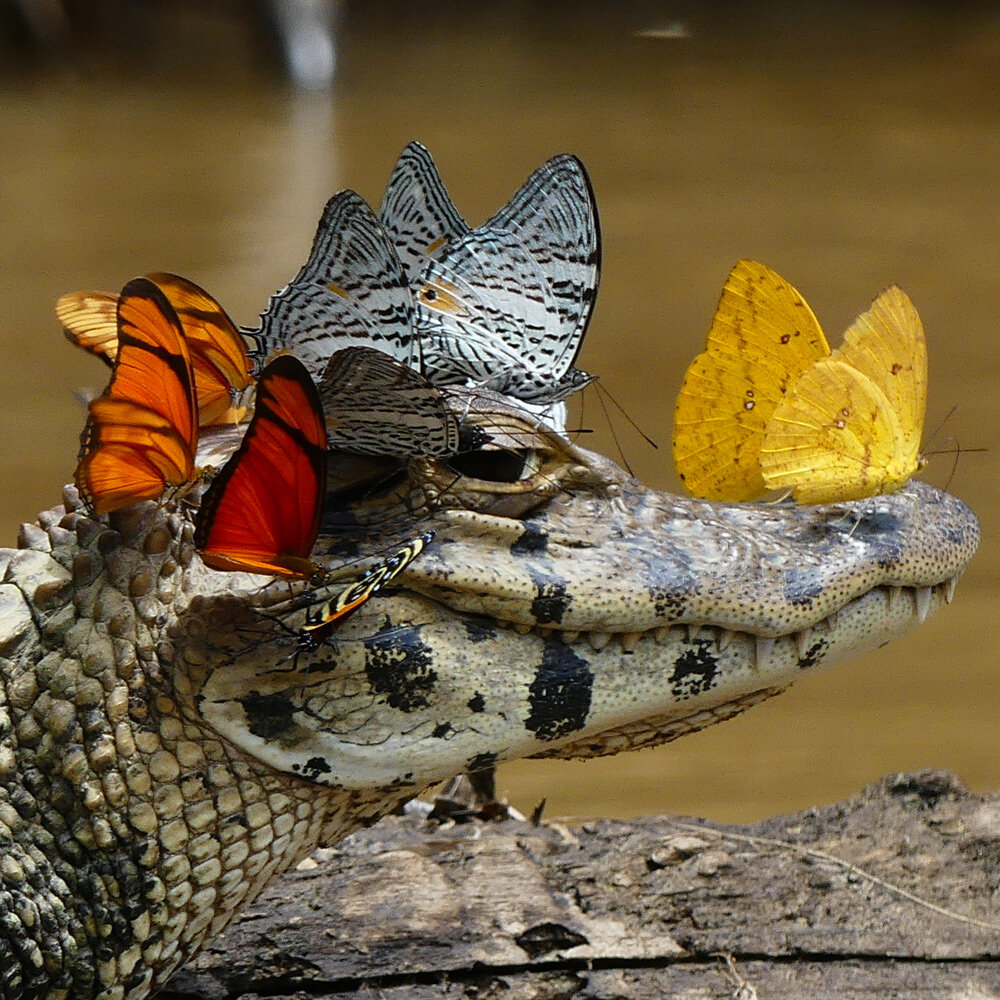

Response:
(1, 3), (997, 822)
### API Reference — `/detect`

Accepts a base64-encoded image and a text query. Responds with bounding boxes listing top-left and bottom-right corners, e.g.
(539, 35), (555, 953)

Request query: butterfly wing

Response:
(760, 286), (926, 504)
(672, 260), (831, 501)
(414, 227), (562, 397)
(57, 290), (119, 365)
(302, 531), (433, 643)
(247, 190), (418, 377)
(379, 141), (469, 282)
(194, 355), (327, 579)
(483, 153), (601, 382)
(58, 274), (254, 426)
(75, 278), (198, 513)
(76, 399), (197, 513)
(319, 347), (460, 456)
(146, 272), (254, 425)
(827, 285), (926, 468)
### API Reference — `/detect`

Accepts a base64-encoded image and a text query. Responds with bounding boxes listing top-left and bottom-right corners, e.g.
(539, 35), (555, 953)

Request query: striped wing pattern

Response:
(247, 190), (419, 378)
(300, 531), (434, 644)
(379, 141), (469, 282)
(75, 278), (199, 513)
(414, 154), (600, 403)
(319, 347), (459, 457)
(194, 356), (327, 580)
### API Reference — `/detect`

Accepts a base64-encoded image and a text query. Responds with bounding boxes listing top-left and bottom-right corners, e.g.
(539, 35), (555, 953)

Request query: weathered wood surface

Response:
(163, 769), (1000, 999)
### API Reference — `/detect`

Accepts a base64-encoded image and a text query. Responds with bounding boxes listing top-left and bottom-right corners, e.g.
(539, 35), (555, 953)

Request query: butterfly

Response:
(758, 284), (926, 504)
(194, 355), (328, 580)
(413, 153), (601, 403)
(75, 278), (199, 514)
(299, 531), (434, 646)
(672, 260), (926, 504)
(319, 346), (460, 457)
(246, 190), (419, 379)
(379, 140), (469, 282)
(59, 272), (254, 426)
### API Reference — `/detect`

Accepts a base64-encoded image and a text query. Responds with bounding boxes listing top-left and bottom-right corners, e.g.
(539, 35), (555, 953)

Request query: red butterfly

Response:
(75, 278), (199, 514)
(194, 355), (327, 580)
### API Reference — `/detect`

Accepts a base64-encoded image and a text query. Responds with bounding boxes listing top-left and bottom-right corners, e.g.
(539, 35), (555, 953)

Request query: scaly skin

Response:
(0, 394), (979, 1000)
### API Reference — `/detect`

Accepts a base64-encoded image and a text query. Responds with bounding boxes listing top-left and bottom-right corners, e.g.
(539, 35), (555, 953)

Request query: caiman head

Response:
(180, 386), (979, 790)
(0, 385), (979, 1000)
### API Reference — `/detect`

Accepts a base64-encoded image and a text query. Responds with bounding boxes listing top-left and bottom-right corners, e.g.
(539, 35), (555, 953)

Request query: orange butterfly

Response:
(194, 355), (328, 580)
(59, 272), (253, 426)
(75, 278), (199, 514)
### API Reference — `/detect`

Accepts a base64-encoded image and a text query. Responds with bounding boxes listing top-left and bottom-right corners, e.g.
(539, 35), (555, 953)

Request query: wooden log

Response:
(163, 769), (1000, 999)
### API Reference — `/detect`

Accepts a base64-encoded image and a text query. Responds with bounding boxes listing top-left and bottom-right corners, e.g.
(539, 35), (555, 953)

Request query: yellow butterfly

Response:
(759, 284), (926, 504)
(673, 260), (927, 505)
(672, 260), (831, 501)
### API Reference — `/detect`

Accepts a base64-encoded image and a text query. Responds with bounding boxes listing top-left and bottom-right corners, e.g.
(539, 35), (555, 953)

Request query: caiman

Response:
(0, 384), (978, 1000)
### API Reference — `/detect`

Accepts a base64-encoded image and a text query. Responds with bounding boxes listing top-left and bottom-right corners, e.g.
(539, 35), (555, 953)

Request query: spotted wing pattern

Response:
(319, 346), (459, 456)
(246, 190), (418, 378)
(379, 141), (469, 282)
(672, 260), (831, 501)
(759, 286), (926, 503)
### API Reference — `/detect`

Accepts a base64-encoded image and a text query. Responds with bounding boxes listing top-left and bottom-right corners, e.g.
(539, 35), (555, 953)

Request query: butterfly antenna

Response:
(922, 405), (956, 455)
(594, 387), (636, 478)
(594, 381), (659, 449)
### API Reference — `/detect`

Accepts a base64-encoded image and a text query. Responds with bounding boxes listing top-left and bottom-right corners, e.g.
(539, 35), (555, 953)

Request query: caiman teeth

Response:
(586, 631), (612, 651)
(913, 586), (933, 624)
(488, 579), (957, 652)
(754, 636), (774, 670)
(620, 631), (643, 653)
(888, 586), (906, 616)
(795, 629), (812, 660)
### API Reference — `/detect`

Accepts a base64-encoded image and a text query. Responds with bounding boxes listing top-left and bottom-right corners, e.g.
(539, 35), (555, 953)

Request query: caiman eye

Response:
(446, 448), (535, 483)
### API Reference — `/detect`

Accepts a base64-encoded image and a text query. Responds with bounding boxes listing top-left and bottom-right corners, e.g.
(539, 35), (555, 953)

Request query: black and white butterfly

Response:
(318, 346), (459, 457)
(246, 190), (419, 379)
(389, 144), (602, 403)
(249, 142), (601, 415)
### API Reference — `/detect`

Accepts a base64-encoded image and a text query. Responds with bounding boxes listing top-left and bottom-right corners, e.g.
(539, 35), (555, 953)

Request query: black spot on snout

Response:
(798, 638), (829, 668)
(670, 642), (719, 699)
(531, 577), (571, 625)
(512, 525), (549, 554)
(239, 691), (297, 740)
(294, 756), (332, 779)
(467, 691), (486, 713)
(525, 640), (593, 741)
(463, 617), (497, 643)
(783, 568), (824, 607)
(364, 627), (438, 712)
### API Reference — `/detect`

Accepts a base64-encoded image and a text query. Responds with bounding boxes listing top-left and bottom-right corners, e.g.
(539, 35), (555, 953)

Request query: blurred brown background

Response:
(0, 1), (996, 823)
